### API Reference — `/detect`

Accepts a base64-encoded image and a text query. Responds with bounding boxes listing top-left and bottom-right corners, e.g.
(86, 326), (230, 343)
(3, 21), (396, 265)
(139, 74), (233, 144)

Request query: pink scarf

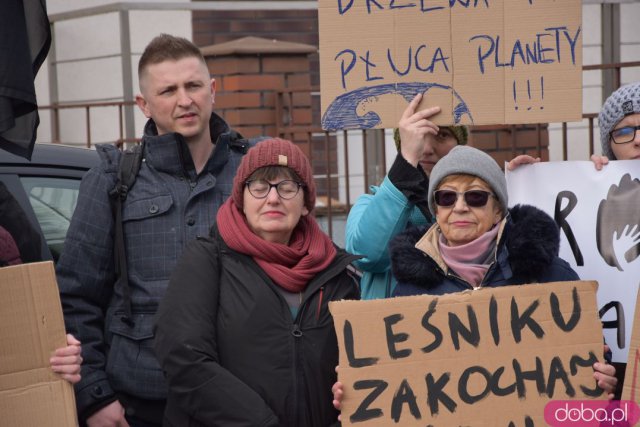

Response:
(216, 198), (337, 292)
(438, 225), (500, 287)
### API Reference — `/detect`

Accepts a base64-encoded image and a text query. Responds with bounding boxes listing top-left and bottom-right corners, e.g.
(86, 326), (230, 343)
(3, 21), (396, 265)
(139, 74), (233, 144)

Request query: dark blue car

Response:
(0, 144), (99, 262)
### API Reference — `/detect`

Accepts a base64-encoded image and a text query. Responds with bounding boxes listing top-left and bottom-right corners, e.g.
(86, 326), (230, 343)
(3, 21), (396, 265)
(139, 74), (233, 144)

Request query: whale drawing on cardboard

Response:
(321, 82), (473, 130)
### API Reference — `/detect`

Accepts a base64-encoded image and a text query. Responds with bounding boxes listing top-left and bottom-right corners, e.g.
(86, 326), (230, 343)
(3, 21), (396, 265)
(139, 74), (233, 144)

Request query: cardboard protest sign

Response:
(0, 261), (78, 426)
(318, 0), (582, 130)
(506, 160), (640, 363)
(622, 285), (640, 404)
(330, 281), (605, 426)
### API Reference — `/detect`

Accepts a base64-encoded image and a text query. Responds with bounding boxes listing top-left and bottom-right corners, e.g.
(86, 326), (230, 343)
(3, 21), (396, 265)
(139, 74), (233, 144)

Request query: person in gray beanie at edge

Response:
(345, 92), (468, 299)
(332, 145), (619, 415)
(507, 82), (640, 171)
(592, 82), (640, 169)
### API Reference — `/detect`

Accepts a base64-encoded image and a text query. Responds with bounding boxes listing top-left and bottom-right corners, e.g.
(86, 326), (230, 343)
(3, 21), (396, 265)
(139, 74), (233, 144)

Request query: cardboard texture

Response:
(319, 0), (582, 130)
(622, 286), (640, 403)
(0, 261), (78, 426)
(330, 281), (605, 426)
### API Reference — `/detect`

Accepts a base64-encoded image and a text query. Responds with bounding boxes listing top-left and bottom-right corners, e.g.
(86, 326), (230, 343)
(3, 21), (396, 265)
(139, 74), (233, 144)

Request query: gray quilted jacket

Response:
(57, 113), (253, 422)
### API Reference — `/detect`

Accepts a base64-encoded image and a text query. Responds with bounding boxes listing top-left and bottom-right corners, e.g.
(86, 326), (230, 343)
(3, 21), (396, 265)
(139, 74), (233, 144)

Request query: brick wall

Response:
(193, 9), (318, 47)
(470, 124), (550, 167)
(202, 37), (316, 141)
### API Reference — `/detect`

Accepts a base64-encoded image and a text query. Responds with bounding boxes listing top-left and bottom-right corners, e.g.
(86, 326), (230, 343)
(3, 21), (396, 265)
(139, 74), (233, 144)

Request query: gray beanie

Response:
(428, 145), (508, 216)
(598, 82), (640, 160)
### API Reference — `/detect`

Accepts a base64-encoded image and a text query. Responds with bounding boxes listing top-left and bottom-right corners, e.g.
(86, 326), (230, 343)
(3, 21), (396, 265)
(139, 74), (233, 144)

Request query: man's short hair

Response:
(138, 33), (206, 78)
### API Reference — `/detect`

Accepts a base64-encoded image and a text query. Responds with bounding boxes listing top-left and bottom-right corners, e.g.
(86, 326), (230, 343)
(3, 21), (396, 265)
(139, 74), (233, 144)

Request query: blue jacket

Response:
(345, 175), (431, 299)
(390, 204), (579, 296)
(57, 113), (253, 422)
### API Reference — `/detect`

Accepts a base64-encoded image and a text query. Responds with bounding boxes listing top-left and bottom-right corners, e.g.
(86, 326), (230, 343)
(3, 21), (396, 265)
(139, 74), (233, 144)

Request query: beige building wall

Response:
(35, 0), (192, 146)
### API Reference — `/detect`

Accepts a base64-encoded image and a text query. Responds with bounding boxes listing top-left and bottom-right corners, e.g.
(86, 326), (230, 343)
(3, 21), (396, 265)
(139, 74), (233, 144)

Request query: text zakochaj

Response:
(329, 280), (606, 427)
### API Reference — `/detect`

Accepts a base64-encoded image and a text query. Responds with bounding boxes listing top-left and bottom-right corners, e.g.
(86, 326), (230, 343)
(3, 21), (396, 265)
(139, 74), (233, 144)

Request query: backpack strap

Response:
(109, 142), (144, 326)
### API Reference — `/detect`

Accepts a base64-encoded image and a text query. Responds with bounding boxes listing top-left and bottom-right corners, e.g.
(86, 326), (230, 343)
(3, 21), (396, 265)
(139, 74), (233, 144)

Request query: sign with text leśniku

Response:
(329, 280), (605, 426)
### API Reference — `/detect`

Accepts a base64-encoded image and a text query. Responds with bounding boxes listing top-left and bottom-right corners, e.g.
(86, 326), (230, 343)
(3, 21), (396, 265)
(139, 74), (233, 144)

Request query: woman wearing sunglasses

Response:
(345, 92), (468, 300)
(387, 145), (617, 393)
(388, 145), (620, 394)
(154, 138), (359, 427)
(332, 146), (618, 415)
(388, 145), (583, 296)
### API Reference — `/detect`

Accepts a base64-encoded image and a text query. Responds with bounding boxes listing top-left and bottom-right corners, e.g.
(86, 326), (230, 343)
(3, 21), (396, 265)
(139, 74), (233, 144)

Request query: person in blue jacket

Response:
(345, 92), (468, 299)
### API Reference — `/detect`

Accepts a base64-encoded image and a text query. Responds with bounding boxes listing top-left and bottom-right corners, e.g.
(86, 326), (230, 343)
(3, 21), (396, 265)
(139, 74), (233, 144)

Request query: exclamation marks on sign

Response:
(513, 76), (544, 111)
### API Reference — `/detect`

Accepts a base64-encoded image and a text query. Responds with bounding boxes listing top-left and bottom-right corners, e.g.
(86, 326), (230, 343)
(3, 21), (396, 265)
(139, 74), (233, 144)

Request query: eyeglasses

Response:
(245, 179), (304, 200)
(434, 190), (494, 208)
(610, 125), (640, 144)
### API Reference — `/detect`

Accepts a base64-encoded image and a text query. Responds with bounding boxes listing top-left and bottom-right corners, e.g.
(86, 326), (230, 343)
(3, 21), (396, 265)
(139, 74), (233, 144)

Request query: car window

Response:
(19, 177), (81, 262)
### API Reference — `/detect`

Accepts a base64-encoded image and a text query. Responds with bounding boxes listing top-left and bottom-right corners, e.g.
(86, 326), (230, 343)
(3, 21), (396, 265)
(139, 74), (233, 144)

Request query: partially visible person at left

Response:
(154, 138), (359, 427)
(0, 185), (82, 384)
(0, 181), (41, 265)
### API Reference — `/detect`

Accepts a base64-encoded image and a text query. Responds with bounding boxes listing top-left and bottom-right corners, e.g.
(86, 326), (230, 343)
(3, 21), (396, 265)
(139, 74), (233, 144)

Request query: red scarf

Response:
(216, 198), (337, 292)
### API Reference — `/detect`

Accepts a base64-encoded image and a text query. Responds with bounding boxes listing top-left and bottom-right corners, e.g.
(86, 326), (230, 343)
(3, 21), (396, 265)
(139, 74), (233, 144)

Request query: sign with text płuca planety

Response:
(318, 0), (582, 130)
(329, 281), (606, 427)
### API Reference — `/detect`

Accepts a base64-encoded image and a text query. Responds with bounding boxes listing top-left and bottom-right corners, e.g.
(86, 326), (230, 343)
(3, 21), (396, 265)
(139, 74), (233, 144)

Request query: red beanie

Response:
(232, 138), (316, 211)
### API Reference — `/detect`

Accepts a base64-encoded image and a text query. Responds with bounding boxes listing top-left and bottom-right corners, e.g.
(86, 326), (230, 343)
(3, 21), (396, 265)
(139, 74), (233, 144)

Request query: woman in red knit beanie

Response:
(154, 138), (359, 427)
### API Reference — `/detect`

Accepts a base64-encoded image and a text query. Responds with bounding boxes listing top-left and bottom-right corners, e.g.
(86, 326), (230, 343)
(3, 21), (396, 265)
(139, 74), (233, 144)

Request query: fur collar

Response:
(389, 204), (561, 288)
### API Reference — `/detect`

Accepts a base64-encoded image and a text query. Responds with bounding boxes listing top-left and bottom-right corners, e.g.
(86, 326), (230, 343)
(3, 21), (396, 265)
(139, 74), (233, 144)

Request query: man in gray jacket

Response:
(57, 34), (255, 427)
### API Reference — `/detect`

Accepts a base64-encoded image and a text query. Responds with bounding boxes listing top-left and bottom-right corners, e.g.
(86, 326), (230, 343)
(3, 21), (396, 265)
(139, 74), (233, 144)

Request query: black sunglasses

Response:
(434, 190), (494, 208)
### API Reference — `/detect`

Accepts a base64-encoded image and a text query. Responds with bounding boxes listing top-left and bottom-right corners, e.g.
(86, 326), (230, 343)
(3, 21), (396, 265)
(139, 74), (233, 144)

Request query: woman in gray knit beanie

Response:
(593, 82), (640, 169)
(383, 145), (621, 399)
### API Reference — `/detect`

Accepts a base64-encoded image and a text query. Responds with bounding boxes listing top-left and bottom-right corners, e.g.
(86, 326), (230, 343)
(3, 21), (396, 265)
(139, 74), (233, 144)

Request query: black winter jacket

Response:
(390, 204), (580, 296)
(154, 226), (360, 427)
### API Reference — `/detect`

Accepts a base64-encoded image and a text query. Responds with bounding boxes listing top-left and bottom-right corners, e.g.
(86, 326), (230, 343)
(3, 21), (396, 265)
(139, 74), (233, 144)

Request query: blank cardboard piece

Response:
(0, 261), (77, 426)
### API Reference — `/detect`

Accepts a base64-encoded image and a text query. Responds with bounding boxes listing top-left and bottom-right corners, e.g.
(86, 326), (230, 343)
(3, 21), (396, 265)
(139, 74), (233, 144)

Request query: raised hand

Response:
(398, 92), (441, 167)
